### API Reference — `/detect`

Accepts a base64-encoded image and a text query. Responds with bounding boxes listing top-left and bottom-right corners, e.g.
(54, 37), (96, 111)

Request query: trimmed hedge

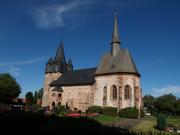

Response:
(88, 106), (103, 114)
(102, 107), (117, 116)
(119, 107), (139, 118)
(88, 106), (117, 116)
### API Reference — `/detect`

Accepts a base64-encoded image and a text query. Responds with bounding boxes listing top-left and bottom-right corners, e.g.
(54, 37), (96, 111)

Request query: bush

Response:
(88, 106), (103, 114)
(78, 110), (82, 114)
(102, 107), (117, 116)
(119, 107), (139, 118)
(140, 109), (145, 117)
(157, 113), (167, 130)
(52, 105), (68, 115)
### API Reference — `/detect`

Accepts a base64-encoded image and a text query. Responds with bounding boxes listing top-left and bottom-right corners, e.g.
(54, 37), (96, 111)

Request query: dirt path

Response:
(107, 118), (143, 129)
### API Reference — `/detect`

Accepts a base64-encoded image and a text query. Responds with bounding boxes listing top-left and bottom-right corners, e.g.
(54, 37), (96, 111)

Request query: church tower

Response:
(111, 12), (121, 57)
(42, 43), (67, 107)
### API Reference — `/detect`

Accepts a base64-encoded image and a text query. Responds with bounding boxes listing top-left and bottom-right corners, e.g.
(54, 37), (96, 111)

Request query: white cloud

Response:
(33, 0), (82, 28)
(8, 67), (21, 77)
(31, 0), (151, 29)
(148, 85), (180, 97)
(0, 56), (48, 68)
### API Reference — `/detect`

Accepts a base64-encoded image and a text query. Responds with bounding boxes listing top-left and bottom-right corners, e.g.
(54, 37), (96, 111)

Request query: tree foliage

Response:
(143, 93), (180, 115)
(175, 99), (180, 115)
(143, 95), (155, 113)
(37, 88), (43, 99)
(0, 73), (21, 103)
(154, 93), (177, 114)
(33, 91), (38, 104)
(25, 92), (33, 105)
(25, 88), (43, 105)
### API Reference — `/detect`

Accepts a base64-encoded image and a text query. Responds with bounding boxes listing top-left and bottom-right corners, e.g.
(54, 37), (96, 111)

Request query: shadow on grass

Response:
(0, 111), (134, 135)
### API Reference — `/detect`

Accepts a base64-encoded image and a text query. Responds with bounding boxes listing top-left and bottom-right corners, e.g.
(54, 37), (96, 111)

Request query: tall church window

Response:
(103, 86), (107, 99)
(125, 85), (131, 99)
(111, 85), (117, 99)
(103, 86), (107, 106)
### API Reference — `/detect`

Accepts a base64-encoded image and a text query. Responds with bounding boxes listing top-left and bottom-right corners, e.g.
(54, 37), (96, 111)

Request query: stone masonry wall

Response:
(94, 74), (142, 110)
(42, 73), (61, 107)
(49, 85), (94, 112)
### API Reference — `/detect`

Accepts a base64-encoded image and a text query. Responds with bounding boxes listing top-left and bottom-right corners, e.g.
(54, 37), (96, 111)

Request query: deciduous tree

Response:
(0, 73), (21, 103)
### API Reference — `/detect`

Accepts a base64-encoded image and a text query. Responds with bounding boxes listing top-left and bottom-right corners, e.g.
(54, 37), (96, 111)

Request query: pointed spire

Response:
(111, 11), (121, 57)
(111, 11), (120, 44)
(54, 42), (66, 62)
(47, 57), (53, 64)
(67, 59), (72, 65)
(53, 42), (67, 73)
(67, 59), (73, 71)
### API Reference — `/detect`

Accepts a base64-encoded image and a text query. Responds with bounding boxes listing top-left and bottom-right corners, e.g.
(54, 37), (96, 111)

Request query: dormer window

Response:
(55, 65), (59, 72)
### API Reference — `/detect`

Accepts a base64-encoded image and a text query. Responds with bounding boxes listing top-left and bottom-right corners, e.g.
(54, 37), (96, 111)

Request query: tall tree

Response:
(33, 91), (38, 104)
(37, 88), (43, 99)
(25, 91), (33, 105)
(154, 93), (176, 114)
(0, 73), (21, 103)
(143, 95), (155, 113)
(175, 99), (180, 115)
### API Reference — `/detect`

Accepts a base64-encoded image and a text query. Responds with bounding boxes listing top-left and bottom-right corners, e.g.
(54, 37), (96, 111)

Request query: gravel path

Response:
(107, 118), (143, 129)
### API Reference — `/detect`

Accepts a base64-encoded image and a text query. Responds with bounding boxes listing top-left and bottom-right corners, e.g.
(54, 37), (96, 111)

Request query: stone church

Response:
(42, 13), (142, 112)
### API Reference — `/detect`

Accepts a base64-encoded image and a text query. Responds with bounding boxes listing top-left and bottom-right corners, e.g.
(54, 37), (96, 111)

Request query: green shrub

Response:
(157, 113), (167, 130)
(102, 107), (117, 116)
(52, 105), (68, 115)
(88, 106), (103, 114)
(119, 107), (139, 118)
(140, 109), (145, 117)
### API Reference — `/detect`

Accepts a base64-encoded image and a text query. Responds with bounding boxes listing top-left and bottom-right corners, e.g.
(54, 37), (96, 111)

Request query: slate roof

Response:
(51, 86), (63, 92)
(51, 68), (96, 86)
(54, 43), (66, 63)
(112, 12), (120, 44)
(45, 43), (67, 74)
(95, 49), (140, 76)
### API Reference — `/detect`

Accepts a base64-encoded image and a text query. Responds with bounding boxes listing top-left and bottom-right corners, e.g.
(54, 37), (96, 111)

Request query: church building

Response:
(42, 13), (143, 112)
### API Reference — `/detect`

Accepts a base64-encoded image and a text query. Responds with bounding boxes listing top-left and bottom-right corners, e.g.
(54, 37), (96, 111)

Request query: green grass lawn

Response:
(133, 115), (180, 134)
(132, 116), (157, 132)
(167, 116), (180, 128)
(90, 115), (121, 125)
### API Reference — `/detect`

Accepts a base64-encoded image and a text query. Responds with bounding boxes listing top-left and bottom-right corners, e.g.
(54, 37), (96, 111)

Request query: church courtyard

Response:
(0, 111), (179, 135)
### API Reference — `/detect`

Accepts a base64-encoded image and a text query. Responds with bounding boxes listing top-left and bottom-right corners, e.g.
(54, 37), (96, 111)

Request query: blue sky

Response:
(0, 0), (180, 98)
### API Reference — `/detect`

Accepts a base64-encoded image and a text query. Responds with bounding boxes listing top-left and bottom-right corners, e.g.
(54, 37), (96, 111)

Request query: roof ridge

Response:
(70, 67), (96, 71)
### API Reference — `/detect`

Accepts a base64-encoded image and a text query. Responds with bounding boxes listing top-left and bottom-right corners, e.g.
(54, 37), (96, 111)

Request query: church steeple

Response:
(111, 12), (121, 57)
(53, 42), (67, 73)
(54, 43), (66, 62)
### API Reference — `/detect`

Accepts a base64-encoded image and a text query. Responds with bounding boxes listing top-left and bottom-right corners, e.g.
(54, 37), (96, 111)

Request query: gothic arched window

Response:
(103, 86), (107, 100)
(58, 93), (62, 97)
(125, 85), (131, 99)
(103, 86), (107, 106)
(111, 85), (117, 99)
(52, 101), (55, 107)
